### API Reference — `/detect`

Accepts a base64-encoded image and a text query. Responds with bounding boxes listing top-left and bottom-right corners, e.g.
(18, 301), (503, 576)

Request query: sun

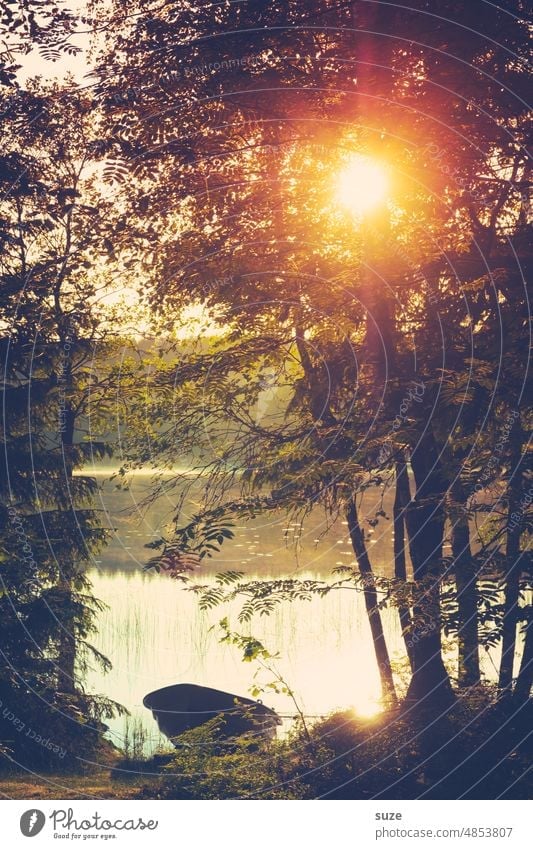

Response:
(335, 154), (388, 217)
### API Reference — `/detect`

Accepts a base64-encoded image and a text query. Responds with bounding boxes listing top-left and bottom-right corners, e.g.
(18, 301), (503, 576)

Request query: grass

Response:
(0, 769), (156, 799)
(1, 692), (531, 800)
(0, 739), (168, 800)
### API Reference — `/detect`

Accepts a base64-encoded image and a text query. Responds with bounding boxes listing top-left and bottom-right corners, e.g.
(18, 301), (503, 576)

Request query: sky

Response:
(16, 2), (92, 85)
(13, 3), (233, 342)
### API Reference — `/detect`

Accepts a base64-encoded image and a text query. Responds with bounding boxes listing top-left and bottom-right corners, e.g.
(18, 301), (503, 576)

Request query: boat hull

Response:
(143, 683), (280, 742)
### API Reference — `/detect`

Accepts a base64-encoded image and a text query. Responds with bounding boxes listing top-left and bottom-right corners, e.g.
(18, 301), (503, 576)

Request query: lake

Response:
(81, 469), (498, 755)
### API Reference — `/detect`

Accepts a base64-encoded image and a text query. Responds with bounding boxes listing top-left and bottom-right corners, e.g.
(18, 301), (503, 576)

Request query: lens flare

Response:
(335, 154), (388, 216)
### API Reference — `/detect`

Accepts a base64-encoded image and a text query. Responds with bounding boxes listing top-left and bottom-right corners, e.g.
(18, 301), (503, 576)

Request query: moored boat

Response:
(143, 682), (281, 742)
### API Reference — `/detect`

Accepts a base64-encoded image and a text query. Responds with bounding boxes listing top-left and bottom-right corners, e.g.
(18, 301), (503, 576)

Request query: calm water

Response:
(81, 470), (497, 755)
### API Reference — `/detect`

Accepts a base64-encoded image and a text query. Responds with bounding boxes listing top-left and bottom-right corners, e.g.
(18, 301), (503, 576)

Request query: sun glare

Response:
(354, 698), (383, 719)
(335, 154), (388, 217)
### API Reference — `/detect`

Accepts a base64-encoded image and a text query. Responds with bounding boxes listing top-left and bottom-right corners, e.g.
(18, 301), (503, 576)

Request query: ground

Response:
(0, 769), (159, 800)
(1, 697), (531, 800)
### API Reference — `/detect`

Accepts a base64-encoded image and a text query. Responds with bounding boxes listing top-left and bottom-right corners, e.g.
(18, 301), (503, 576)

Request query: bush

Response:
(0, 684), (122, 773)
(139, 691), (533, 800)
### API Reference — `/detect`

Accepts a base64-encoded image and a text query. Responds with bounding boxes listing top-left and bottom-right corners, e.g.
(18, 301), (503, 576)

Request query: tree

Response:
(91, 0), (531, 711)
(0, 79), (125, 768)
(0, 1), (82, 86)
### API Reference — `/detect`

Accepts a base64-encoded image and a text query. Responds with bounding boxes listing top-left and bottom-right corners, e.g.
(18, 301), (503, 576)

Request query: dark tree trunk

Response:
(514, 618), (533, 704)
(57, 380), (77, 695)
(394, 459), (413, 670)
(346, 495), (397, 706)
(449, 478), (480, 687)
(362, 271), (395, 391)
(499, 418), (525, 696)
(351, 0), (394, 102)
(498, 552), (522, 695)
(351, 0), (395, 393)
(498, 544), (525, 696)
(513, 613), (533, 704)
(295, 322), (397, 705)
(404, 431), (455, 711)
(56, 615), (77, 695)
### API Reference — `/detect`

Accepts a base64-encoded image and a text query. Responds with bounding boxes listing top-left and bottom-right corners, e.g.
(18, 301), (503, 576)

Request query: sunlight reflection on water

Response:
(82, 473), (505, 755)
(86, 567), (403, 754)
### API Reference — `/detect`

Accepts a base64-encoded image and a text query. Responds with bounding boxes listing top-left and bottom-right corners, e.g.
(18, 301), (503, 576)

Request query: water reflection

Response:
(87, 469), (398, 579)
(83, 472), (406, 753)
(82, 471), (502, 754)
(86, 567), (405, 754)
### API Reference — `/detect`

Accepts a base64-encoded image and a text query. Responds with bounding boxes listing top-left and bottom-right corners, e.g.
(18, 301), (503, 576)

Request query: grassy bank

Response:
(1, 692), (531, 800)
(0, 769), (154, 800)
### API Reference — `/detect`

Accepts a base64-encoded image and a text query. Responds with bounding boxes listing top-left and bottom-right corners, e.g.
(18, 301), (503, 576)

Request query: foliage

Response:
(0, 1), (82, 86)
(0, 80), (126, 769)
(92, 0), (531, 706)
(0, 2), (530, 785)
(140, 718), (316, 800)
(141, 688), (532, 800)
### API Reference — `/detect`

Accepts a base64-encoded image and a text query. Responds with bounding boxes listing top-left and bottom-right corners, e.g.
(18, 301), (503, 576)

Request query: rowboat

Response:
(143, 683), (281, 742)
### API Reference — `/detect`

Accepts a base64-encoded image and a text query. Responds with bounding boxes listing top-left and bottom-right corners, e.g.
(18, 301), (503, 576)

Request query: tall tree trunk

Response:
(346, 495), (397, 706)
(404, 431), (455, 710)
(498, 551), (523, 696)
(394, 459), (413, 670)
(513, 613), (533, 704)
(450, 478), (480, 686)
(294, 321), (397, 705)
(352, 0), (395, 393)
(499, 417), (525, 695)
(351, 0), (394, 105)
(57, 362), (77, 696)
